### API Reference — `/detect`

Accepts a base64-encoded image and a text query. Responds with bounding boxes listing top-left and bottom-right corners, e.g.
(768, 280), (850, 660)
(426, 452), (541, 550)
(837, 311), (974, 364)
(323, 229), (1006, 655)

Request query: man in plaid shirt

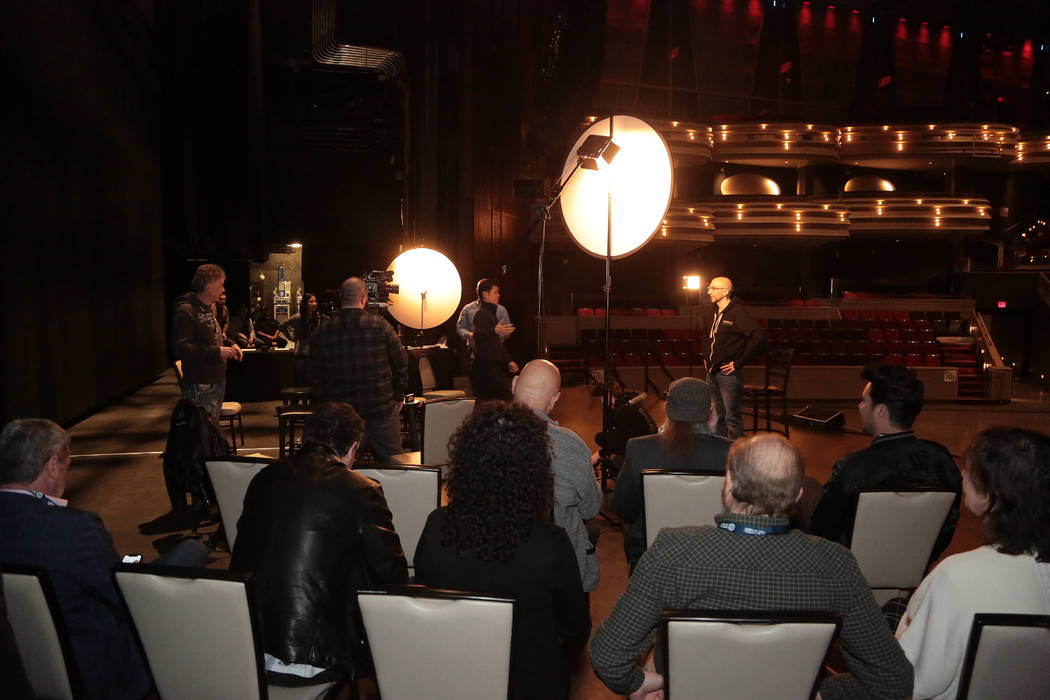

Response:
(309, 277), (408, 463)
(590, 433), (913, 700)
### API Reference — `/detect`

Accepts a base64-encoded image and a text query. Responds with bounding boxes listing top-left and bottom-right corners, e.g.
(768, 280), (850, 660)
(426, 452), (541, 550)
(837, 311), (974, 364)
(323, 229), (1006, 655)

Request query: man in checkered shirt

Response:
(590, 433), (913, 700)
(309, 277), (408, 463)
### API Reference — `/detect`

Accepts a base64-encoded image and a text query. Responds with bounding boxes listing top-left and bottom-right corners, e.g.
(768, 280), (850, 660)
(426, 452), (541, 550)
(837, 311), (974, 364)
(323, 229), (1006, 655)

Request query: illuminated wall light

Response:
(877, 208), (884, 215)
(721, 133), (728, 141)
(795, 224), (801, 232)
(688, 207), (694, 214)
(935, 207), (942, 215)
(927, 124), (935, 130)
(962, 199), (969, 204)
(737, 203), (744, 209)
(897, 143), (904, 151)
(806, 124), (813, 129)
(883, 125), (890, 131)
(737, 212), (743, 220)
(916, 199), (923, 204)
(689, 132), (696, 140)
(784, 141), (791, 150)
(935, 218), (941, 226)
(822, 203), (830, 210)
(846, 134), (853, 142)
(671, 121), (679, 127)
(760, 123), (767, 129)
(795, 211), (802, 220)
(776, 203), (783, 209)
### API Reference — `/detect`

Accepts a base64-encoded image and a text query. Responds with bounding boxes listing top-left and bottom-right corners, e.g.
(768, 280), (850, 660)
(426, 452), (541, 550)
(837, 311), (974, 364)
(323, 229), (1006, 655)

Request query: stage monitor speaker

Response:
(793, 405), (846, 430)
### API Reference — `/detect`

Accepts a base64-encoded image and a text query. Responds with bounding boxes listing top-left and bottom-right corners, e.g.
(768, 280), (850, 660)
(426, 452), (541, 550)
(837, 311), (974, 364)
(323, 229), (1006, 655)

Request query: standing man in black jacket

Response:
(231, 402), (408, 686)
(701, 276), (765, 439)
(172, 263), (242, 417)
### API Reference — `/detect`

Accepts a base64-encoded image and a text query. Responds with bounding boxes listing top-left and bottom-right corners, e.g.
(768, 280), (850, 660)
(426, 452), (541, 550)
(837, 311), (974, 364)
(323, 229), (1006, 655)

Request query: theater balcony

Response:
(710, 122), (839, 167)
(839, 123), (1019, 170)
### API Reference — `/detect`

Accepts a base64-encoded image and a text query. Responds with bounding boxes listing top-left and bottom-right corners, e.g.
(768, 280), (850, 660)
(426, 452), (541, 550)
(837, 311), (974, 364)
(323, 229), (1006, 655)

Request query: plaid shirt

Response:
(590, 513), (913, 699)
(308, 309), (408, 417)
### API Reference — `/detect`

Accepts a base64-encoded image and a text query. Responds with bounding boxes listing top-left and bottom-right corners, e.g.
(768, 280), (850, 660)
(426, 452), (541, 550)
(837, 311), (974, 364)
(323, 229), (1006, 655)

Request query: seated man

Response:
(512, 359), (602, 593)
(810, 363), (962, 562)
(231, 402), (409, 685)
(0, 418), (206, 700)
(613, 376), (731, 569)
(590, 433), (913, 700)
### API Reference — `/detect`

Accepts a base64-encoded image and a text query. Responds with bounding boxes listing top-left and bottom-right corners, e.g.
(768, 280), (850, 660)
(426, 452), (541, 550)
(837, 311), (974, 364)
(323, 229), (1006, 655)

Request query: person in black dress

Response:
(469, 279), (517, 400)
(414, 402), (591, 700)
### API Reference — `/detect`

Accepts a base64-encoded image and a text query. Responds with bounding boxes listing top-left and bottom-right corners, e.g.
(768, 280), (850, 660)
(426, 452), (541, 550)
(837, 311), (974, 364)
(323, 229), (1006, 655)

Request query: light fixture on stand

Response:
(535, 134), (621, 358)
(386, 247), (462, 347)
(557, 115), (673, 487)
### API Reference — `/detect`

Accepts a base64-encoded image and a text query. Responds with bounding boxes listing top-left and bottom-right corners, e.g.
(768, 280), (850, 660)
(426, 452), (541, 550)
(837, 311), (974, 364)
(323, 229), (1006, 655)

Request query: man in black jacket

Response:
(701, 276), (764, 439)
(810, 363), (962, 562)
(172, 263), (242, 417)
(231, 402), (409, 685)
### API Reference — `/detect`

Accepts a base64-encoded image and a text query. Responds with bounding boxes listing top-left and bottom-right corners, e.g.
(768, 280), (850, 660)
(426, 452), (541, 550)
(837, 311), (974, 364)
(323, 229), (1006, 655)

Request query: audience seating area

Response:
(578, 308), (971, 371)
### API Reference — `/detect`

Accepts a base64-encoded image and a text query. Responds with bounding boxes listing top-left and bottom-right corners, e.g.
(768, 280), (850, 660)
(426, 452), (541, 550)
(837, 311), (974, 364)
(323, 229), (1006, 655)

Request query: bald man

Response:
(701, 276), (764, 439)
(590, 434), (913, 700)
(309, 277), (408, 462)
(513, 360), (602, 592)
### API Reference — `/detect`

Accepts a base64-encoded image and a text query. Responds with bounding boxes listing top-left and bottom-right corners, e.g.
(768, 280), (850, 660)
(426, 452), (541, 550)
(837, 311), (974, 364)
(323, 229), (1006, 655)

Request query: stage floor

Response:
(63, 370), (1050, 699)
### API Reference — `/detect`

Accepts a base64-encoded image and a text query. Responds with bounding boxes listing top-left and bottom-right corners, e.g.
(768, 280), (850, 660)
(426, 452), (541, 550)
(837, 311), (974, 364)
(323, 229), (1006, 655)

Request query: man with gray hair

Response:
(0, 419), (205, 700)
(591, 433), (913, 700)
(172, 263), (243, 417)
(512, 359), (602, 592)
(309, 277), (409, 463)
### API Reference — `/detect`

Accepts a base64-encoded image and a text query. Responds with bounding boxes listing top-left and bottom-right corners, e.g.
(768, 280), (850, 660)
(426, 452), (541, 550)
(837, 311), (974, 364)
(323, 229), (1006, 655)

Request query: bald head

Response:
(708, 276), (733, 308)
(723, 433), (803, 517)
(512, 359), (562, 413)
(711, 276), (732, 292)
(340, 277), (367, 309)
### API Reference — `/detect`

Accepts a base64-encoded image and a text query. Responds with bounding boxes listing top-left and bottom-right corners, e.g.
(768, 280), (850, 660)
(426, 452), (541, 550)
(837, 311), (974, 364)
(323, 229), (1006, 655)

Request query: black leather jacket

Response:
(230, 444), (408, 676)
(811, 430), (962, 563)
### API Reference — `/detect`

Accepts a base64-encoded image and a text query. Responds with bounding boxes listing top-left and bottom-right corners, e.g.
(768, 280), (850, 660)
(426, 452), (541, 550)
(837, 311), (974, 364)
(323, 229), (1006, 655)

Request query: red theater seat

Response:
(577, 307), (594, 316)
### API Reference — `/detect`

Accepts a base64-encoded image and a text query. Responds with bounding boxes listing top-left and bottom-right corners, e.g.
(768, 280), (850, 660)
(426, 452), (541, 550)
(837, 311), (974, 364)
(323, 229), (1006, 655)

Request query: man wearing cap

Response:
(612, 377), (732, 569)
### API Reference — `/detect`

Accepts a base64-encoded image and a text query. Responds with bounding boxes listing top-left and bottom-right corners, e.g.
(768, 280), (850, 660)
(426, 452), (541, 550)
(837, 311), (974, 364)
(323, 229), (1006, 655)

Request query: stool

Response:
(220, 402), (244, 449)
(280, 387), (313, 407)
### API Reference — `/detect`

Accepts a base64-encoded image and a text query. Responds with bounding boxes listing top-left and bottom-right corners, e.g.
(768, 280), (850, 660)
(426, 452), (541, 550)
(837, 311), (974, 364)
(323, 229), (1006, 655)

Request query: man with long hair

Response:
(612, 376), (730, 569)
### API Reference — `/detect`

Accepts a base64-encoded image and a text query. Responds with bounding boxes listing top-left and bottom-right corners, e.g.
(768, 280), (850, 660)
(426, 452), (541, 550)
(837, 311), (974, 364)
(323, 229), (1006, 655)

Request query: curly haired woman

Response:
(414, 401), (590, 700)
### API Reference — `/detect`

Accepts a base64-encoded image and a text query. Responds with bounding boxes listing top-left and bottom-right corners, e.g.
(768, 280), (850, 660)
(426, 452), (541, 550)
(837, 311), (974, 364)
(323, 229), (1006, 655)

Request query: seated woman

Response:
(612, 376), (731, 569)
(281, 293), (320, 355)
(414, 402), (591, 700)
(896, 426), (1050, 699)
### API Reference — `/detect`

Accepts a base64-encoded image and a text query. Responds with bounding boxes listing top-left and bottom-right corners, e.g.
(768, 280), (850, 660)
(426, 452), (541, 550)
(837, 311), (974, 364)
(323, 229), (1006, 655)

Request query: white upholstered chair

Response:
(205, 456), (275, 550)
(391, 397), (475, 469)
(847, 488), (955, 605)
(641, 469), (726, 547)
(358, 585), (514, 700)
(418, 355), (465, 400)
(660, 610), (840, 699)
(956, 613), (1050, 699)
(2, 564), (80, 699)
(354, 466), (440, 574)
(115, 564), (341, 700)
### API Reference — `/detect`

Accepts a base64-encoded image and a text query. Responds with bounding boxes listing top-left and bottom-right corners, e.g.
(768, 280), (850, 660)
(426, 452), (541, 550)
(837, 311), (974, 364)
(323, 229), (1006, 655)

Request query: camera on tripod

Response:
(363, 270), (399, 310)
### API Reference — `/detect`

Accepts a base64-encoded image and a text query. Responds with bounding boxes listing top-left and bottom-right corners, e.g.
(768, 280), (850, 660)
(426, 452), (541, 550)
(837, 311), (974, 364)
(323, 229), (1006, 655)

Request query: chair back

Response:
(642, 469), (726, 547)
(957, 613), (1050, 699)
(422, 397), (475, 465)
(174, 359), (185, 390)
(764, 347), (794, 391)
(848, 488), (955, 590)
(355, 466), (440, 570)
(419, 355), (438, 392)
(660, 610), (840, 700)
(115, 564), (267, 700)
(2, 564), (80, 700)
(206, 457), (276, 550)
(358, 585), (514, 700)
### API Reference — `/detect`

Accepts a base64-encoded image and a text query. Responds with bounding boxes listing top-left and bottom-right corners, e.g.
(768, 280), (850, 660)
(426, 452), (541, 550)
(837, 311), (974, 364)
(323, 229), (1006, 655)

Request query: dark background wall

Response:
(2, 1), (167, 426)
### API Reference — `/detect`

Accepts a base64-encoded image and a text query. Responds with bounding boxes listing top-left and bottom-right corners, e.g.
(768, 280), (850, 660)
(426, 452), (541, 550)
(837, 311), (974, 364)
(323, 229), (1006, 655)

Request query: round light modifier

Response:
(559, 115), (673, 259)
(387, 247), (462, 329)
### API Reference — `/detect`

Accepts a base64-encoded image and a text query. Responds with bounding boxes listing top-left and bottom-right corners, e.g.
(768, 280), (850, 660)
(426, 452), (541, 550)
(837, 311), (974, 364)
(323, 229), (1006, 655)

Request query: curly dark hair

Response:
(442, 401), (554, 561)
(966, 426), (1050, 561)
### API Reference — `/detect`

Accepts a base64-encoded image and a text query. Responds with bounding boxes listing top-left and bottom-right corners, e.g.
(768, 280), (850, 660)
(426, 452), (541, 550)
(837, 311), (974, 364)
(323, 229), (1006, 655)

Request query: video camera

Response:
(364, 270), (399, 310)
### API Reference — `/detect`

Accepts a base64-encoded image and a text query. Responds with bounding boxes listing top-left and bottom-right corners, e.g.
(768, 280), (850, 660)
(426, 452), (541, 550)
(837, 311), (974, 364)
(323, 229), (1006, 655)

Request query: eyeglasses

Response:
(707, 286), (728, 291)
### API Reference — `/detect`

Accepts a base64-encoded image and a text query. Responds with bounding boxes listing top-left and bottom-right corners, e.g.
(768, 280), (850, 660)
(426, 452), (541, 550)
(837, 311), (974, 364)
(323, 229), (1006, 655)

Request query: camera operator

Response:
(308, 276), (408, 463)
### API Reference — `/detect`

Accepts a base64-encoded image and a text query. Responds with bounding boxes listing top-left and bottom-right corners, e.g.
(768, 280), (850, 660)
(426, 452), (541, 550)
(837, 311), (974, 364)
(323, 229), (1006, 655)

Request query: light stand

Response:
(557, 115), (673, 490)
(536, 134), (620, 359)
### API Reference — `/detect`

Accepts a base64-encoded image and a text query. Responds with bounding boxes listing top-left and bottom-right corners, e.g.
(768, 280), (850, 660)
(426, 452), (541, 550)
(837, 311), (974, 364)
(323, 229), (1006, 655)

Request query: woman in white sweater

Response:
(895, 426), (1050, 700)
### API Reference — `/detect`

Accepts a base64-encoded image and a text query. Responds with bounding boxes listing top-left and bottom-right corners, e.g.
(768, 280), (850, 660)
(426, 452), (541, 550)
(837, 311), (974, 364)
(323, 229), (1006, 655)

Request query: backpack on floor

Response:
(162, 398), (232, 511)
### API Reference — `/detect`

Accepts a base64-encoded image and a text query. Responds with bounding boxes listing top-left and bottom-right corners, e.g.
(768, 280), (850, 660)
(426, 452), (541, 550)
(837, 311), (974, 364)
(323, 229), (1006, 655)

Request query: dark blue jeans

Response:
(182, 382), (224, 419)
(708, 371), (743, 439)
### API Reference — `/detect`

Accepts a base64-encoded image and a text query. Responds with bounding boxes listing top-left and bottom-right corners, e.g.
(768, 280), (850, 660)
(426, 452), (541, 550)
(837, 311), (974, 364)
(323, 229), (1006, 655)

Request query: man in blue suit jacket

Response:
(0, 418), (151, 700)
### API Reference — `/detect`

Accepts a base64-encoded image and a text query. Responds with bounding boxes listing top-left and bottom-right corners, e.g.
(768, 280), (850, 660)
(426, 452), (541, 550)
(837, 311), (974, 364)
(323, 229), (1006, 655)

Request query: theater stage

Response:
(63, 369), (1050, 699)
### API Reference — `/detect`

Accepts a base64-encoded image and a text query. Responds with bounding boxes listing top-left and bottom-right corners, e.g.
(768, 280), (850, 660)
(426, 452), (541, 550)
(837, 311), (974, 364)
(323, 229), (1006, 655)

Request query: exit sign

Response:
(997, 301), (1007, 309)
